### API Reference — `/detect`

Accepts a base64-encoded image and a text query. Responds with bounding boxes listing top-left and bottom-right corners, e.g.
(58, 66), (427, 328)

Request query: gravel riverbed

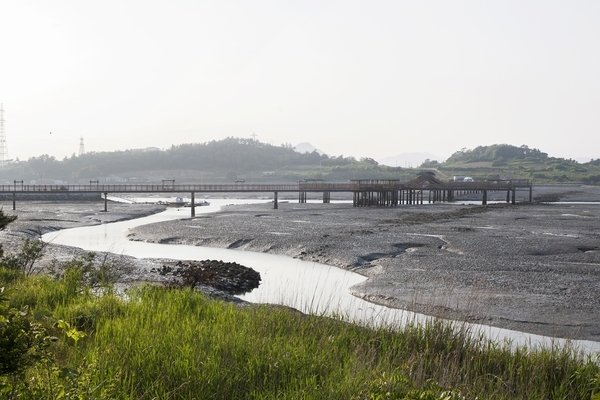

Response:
(1, 185), (600, 342)
(0, 201), (168, 282)
(129, 186), (600, 342)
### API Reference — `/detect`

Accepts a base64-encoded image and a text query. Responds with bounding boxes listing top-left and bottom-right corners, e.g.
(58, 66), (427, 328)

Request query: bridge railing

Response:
(0, 179), (532, 194)
(0, 183), (308, 193)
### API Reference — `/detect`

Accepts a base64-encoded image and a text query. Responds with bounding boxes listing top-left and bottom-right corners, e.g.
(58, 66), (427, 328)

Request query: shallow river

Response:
(42, 199), (600, 355)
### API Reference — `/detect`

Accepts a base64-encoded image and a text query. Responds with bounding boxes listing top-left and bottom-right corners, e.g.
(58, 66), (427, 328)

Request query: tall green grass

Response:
(2, 268), (599, 399)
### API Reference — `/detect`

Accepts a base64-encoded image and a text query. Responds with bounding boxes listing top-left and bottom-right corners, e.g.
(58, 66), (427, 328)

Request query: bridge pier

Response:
(12, 192), (16, 210)
(191, 192), (196, 217)
(103, 193), (108, 212)
(323, 191), (330, 203)
(299, 191), (306, 203)
(273, 191), (278, 209)
(482, 190), (488, 205)
(529, 187), (533, 202)
(512, 188), (516, 204)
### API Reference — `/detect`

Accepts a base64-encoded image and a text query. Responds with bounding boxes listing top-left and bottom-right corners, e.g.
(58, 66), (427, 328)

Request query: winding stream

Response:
(42, 199), (600, 355)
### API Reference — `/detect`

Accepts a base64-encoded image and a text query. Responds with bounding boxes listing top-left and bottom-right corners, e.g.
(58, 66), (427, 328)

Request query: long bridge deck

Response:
(1, 178), (533, 216)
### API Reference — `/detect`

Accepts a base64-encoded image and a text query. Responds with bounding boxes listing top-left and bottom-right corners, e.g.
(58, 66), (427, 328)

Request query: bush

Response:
(48, 252), (122, 290)
(0, 287), (51, 378)
(1, 238), (45, 276)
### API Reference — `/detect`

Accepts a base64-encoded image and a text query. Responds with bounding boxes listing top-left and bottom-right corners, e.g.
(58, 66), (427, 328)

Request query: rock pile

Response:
(152, 259), (261, 295)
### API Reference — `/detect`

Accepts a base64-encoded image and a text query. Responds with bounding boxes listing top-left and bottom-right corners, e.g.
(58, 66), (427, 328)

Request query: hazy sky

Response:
(1, 1), (599, 162)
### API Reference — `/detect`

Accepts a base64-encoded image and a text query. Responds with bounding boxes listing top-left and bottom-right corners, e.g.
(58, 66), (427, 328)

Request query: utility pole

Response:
(0, 104), (8, 165)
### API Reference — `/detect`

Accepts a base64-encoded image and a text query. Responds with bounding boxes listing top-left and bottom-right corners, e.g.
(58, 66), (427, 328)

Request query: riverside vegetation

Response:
(1, 210), (600, 399)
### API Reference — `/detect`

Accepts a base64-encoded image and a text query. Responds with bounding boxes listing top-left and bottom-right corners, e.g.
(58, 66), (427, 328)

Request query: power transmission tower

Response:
(79, 136), (85, 156)
(0, 104), (8, 164)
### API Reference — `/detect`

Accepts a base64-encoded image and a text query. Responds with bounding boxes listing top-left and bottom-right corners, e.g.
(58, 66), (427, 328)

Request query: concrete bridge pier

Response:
(103, 193), (108, 212)
(12, 192), (16, 210)
(512, 188), (516, 204)
(273, 191), (278, 209)
(323, 191), (330, 203)
(529, 187), (533, 202)
(482, 190), (488, 205)
(191, 192), (196, 217)
(299, 191), (306, 203)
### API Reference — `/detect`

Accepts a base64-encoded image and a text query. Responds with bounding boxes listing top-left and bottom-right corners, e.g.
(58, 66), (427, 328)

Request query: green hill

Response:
(421, 144), (600, 184)
(1, 141), (598, 184)
(0, 138), (410, 184)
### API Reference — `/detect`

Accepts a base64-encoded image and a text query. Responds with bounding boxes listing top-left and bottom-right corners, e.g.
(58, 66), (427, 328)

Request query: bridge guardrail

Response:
(0, 180), (532, 194)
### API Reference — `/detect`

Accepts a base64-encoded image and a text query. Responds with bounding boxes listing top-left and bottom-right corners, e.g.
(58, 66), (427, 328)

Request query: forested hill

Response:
(445, 144), (549, 164)
(421, 144), (600, 184)
(0, 138), (407, 184)
(2, 140), (599, 184)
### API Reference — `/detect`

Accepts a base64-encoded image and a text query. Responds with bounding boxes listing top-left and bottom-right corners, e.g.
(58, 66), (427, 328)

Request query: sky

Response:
(1, 1), (599, 163)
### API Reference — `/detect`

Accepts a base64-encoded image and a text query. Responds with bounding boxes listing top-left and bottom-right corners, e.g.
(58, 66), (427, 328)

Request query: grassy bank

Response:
(1, 264), (600, 399)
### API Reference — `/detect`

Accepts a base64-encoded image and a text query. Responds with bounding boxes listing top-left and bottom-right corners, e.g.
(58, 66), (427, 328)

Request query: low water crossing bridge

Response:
(1, 176), (533, 217)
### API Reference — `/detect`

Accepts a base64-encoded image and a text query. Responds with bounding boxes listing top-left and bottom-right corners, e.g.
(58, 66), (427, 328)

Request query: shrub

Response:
(0, 287), (51, 378)
(1, 238), (46, 276)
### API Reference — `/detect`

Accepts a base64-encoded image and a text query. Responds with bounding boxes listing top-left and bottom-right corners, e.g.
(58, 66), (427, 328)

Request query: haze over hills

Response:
(293, 142), (325, 155)
(378, 153), (444, 168)
(294, 143), (444, 168)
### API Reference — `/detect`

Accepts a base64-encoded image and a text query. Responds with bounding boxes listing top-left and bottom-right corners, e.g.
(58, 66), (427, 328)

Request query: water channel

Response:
(42, 199), (600, 356)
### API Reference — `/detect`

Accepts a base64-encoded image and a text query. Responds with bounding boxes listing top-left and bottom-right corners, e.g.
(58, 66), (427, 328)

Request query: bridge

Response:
(1, 174), (533, 216)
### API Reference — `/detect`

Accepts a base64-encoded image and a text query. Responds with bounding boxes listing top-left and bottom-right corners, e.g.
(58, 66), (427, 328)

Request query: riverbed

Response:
(2, 186), (600, 354)
(128, 186), (600, 344)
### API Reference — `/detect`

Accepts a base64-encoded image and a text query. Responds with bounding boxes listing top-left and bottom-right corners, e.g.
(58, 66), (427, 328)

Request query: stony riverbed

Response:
(128, 186), (600, 342)
(1, 185), (600, 342)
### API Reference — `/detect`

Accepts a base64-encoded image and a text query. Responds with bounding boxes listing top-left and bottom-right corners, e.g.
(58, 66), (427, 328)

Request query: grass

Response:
(2, 267), (600, 399)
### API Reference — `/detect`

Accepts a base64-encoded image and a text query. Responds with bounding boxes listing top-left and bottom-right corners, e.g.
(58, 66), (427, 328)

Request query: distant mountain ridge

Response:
(294, 142), (325, 155)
